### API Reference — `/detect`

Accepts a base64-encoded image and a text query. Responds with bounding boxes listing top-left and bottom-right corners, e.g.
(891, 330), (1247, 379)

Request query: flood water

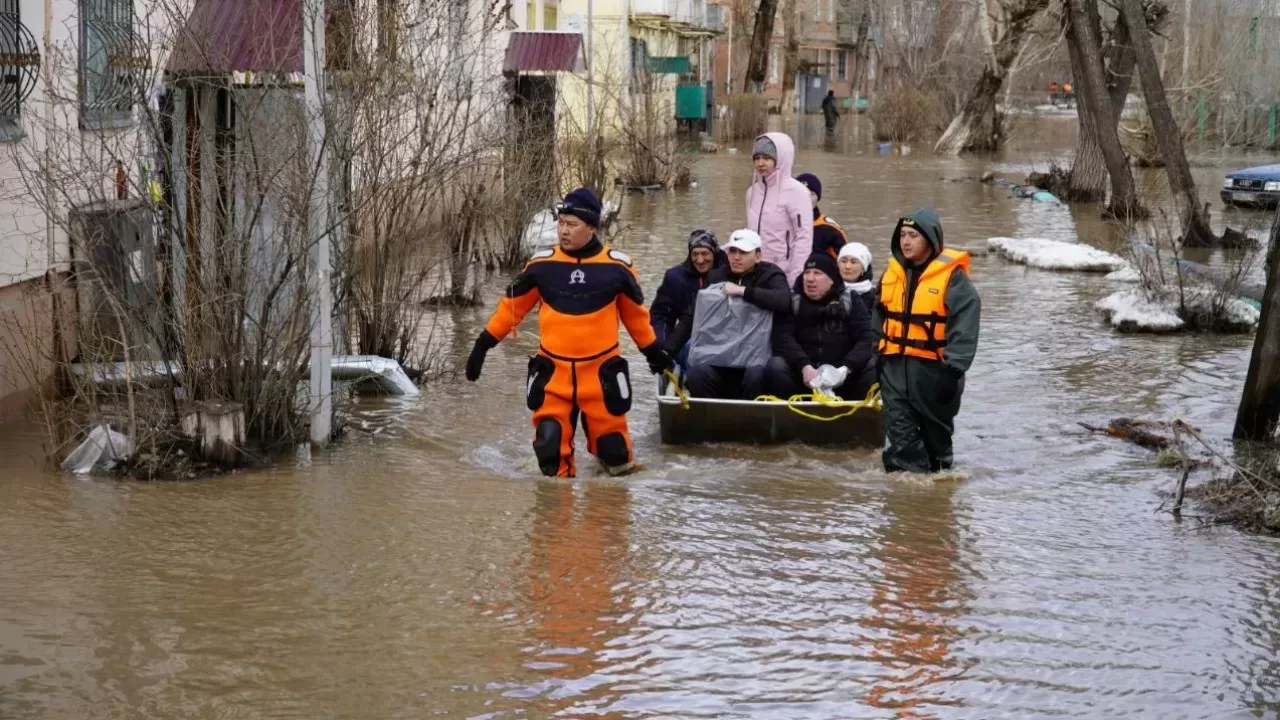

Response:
(3, 117), (1280, 719)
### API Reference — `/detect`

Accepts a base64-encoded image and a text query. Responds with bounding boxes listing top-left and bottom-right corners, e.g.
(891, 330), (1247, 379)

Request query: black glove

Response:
(935, 365), (964, 405)
(641, 343), (673, 375)
(465, 331), (499, 382)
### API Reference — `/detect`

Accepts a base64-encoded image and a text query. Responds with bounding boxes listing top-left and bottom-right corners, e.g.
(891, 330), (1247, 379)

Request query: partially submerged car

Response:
(1221, 164), (1280, 209)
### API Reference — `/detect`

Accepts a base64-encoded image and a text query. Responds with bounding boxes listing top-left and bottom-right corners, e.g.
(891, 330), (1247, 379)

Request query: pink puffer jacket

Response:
(744, 132), (813, 285)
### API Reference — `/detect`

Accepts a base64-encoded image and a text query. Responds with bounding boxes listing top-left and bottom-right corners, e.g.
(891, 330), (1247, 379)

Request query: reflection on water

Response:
(2, 116), (1280, 718)
(863, 484), (965, 718)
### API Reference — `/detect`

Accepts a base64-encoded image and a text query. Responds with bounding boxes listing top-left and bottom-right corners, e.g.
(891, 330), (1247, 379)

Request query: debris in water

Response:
(61, 425), (132, 475)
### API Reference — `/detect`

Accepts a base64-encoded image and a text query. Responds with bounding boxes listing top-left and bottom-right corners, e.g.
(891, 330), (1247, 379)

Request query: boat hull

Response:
(657, 394), (884, 448)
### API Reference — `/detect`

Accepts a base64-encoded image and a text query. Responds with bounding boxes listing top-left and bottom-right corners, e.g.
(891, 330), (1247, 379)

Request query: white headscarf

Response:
(838, 242), (874, 295)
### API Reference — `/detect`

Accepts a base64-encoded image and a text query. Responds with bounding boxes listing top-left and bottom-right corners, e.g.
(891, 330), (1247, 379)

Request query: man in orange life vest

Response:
(464, 188), (673, 477)
(873, 209), (980, 473)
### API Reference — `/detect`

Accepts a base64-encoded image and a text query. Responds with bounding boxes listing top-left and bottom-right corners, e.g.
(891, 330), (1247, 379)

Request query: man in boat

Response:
(665, 229), (792, 400)
(649, 229), (726, 368)
(873, 209), (980, 474)
(766, 252), (876, 401)
(464, 187), (673, 478)
(794, 173), (847, 260)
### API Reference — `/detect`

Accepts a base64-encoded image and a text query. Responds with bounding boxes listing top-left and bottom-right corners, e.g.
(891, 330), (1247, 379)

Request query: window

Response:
(824, 49), (832, 78)
(813, 0), (821, 22)
(377, 0), (399, 60)
(828, 0), (834, 23)
(80, 0), (139, 129)
(769, 47), (778, 84)
(837, 50), (847, 81)
(0, 0), (37, 140)
(630, 38), (650, 92)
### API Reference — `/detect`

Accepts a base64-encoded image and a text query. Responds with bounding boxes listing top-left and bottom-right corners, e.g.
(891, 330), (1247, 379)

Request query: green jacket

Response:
(870, 208), (981, 374)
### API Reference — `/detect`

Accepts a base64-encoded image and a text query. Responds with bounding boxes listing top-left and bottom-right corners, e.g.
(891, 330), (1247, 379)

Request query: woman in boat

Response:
(649, 229), (726, 366)
(766, 252), (876, 401)
(746, 132), (813, 285)
(838, 242), (875, 313)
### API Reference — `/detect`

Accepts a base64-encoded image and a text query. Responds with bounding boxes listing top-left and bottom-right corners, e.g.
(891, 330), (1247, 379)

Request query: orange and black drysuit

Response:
(474, 238), (664, 477)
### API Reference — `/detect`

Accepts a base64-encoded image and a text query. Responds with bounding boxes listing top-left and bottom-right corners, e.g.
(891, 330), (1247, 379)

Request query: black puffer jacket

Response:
(665, 261), (792, 356)
(775, 284), (875, 374)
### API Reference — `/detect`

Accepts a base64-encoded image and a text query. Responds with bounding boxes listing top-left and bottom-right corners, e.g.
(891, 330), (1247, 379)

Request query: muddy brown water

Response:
(3, 117), (1280, 718)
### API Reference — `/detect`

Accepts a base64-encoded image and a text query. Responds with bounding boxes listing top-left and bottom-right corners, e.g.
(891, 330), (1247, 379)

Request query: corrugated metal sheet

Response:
(503, 31), (583, 73)
(167, 0), (303, 76)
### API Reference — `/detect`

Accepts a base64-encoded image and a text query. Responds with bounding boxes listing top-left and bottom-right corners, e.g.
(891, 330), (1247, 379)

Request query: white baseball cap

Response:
(724, 229), (762, 253)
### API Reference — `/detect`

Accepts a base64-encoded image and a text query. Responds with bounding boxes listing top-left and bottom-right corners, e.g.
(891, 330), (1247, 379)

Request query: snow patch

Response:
(1096, 288), (1260, 334)
(988, 237), (1127, 272)
(1105, 266), (1141, 282)
(1095, 290), (1185, 333)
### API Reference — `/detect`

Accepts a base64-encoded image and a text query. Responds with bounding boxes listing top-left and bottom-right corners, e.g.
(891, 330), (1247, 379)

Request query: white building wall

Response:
(0, 0), (193, 289)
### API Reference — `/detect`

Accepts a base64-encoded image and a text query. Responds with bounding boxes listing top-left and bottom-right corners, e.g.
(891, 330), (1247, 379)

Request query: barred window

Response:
(0, 0), (39, 141)
(80, 0), (140, 129)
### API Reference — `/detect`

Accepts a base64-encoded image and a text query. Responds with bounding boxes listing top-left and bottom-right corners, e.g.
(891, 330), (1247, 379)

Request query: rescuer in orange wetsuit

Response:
(464, 187), (673, 478)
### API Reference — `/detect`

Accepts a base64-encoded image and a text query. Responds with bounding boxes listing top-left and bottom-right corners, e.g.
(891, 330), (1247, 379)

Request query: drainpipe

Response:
(303, 0), (333, 447)
(42, 0), (65, 376)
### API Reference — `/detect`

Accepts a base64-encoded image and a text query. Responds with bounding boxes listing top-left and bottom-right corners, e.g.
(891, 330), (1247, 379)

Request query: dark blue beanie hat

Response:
(795, 173), (822, 201)
(557, 187), (602, 228)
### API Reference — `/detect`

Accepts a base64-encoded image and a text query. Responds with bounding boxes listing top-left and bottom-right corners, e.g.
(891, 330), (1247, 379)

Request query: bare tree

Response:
(1118, 0), (1213, 245)
(934, 0), (1053, 155)
(1235, 206), (1280, 440)
(1064, 0), (1141, 219)
(745, 0), (781, 91)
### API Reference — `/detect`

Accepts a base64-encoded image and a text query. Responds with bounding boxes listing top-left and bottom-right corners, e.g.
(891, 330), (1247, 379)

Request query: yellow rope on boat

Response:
(754, 382), (882, 422)
(663, 369), (690, 410)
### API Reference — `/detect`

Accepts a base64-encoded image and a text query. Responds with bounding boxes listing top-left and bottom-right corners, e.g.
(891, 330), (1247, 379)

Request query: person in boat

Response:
(838, 242), (875, 313)
(794, 172), (846, 260)
(873, 209), (980, 474)
(665, 229), (792, 400)
(464, 187), (673, 478)
(766, 252), (876, 401)
(746, 132), (813, 285)
(649, 229), (726, 367)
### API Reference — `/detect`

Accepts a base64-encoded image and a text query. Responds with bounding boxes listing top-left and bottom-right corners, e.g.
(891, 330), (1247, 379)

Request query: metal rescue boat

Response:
(656, 374), (884, 448)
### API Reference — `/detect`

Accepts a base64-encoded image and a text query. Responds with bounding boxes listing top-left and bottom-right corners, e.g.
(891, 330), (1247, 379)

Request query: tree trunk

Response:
(1065, 0), (1141, 219)
(934, 0), (1051, 155)
(1066, 7), (1137, 201)
(1118, 0), (1214, 245)
(745, 0), (780, 92)
(1234, 207), (1280, 440)
(781, 0), (800, 114)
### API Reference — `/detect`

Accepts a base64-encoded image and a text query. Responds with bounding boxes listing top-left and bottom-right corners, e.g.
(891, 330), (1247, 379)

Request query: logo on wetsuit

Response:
(569, 269), (586, 285)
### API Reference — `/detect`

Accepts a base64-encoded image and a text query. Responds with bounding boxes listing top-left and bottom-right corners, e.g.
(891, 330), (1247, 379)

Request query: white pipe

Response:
(303, 0), (332, 446)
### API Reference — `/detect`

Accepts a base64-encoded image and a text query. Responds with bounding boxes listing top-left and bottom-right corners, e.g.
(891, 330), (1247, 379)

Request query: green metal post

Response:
(1198, 93), (1206, 149)
(1271, 104), (1278, 149)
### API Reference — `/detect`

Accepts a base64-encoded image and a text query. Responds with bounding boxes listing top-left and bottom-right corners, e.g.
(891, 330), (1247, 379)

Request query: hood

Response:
(890, 208), (944, 268)
(752, 132), (797, 186)
(1227, 164), (1280, 180)
(838, 242), (874, 282)
(683, 246), (727, 276)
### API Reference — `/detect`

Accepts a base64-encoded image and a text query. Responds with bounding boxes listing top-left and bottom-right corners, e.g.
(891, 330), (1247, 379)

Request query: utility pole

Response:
(303, 0), (333, 446)
(586, 0), (594, 134)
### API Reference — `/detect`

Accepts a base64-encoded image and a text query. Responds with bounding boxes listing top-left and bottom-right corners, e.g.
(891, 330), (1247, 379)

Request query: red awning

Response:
(167, 0), (303, 76)
(503, 31), (584, 73)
